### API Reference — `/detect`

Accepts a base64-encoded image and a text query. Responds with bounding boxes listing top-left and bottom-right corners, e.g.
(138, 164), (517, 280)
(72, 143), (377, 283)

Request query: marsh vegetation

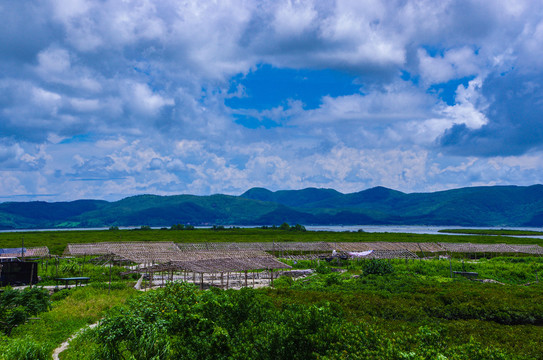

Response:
(0, 229), (542, 359)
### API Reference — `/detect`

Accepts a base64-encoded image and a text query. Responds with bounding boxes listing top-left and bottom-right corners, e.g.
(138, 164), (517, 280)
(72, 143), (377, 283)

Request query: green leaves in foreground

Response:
(0, 287), (50, 336)
(80, 282), (520, 360)
(362, 259), (394, 275)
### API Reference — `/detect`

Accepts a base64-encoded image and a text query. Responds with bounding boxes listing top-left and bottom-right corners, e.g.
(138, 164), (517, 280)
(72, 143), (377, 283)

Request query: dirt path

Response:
(51, 321), (99, 360)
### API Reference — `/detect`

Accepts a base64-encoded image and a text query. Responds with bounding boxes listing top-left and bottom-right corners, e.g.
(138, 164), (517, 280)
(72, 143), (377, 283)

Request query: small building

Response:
(0, 258), (39, 286)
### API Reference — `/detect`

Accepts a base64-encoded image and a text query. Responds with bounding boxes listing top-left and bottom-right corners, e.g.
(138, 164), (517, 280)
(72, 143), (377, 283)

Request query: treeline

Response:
(110, 223), (307, 232)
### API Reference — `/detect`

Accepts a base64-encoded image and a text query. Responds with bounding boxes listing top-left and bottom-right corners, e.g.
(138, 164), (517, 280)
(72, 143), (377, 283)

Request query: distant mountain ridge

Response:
(1, 185), (543, 229)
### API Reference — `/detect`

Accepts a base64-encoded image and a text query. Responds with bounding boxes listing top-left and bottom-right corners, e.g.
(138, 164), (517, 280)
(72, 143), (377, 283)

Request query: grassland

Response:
(0, 285), (137, 360)
(1, 228), (542, 359)
(439, 228), (543, 236)
(56, 258), (543, 360)
(2, 227), (543, 255)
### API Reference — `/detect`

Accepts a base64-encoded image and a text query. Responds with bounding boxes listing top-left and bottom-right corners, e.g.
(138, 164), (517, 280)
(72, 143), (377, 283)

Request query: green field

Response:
(439, 228), (543, 236)
(1, 229), (543, 359)
(1, 257), (538, 360)
(2, 227), (543, 255)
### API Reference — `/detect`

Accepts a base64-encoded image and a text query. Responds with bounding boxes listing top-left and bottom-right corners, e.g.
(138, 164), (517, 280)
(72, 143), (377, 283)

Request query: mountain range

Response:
(1, 185), (543, 229)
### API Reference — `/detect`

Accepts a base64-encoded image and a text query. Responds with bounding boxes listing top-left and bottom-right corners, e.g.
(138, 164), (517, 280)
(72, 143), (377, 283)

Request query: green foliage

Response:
(3, 185), (543, 229)
(33, 257), (133, 285)
(362, 259), (395, 275)
(1, 227), (542, 256)
(273, 275), (295, 288)
(0, 285), (137, 359)
(170, 224), (194, 230)
(4, 255), (542, 360)
(83, 283), (354, 360)
(315, 262), (332, 274)
(0, 287), (50, 336)
(279, 222), (290, 230)
(0, 336), (49, 360)
(440, 229), (543, 236)
(68, 280), (540, 360)
(277, 223), (307, 231)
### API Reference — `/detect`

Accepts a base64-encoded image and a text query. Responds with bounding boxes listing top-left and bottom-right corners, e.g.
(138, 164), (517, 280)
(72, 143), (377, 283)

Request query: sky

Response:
(1, 0), (543, 202)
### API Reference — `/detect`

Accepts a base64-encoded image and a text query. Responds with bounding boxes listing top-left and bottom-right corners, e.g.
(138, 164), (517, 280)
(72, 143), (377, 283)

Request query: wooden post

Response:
(270, 269), (274, 287)
(221, 272), (224, 288)
(245, 270), (248, 288)
(200, 273), (204, 289)
(252, 271), (255, 288)
(29, 262), (35, 288)
(108, 260), (112, 295)
(226, 272), (230, 289)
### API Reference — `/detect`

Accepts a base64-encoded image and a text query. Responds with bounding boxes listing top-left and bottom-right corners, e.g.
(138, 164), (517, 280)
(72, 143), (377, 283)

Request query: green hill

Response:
(1, 185), (543, 229)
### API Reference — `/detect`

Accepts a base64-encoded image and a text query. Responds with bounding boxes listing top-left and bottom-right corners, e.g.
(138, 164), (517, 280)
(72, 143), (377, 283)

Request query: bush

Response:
(315, 263), (332, 274)
(273, 276), (295, 288)
(363, 259), (394, 276)
(0, 337), (48, 360)
(0, 287), (50, 336)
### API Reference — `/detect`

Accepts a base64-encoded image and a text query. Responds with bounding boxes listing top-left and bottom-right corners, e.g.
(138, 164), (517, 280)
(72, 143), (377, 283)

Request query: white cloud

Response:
(418, 47), (481, 84)
(441, 77), (488, 129)
(0, 174), (27, 197)
(69, 98), (100, 112)
(1, 0), (543, 201)
(123, 82), (174, 116)
(31, 87), (62, 111)
(35, 46), (103, 92)
(272, 1), (317, 37)
(36, 47), (71, 75)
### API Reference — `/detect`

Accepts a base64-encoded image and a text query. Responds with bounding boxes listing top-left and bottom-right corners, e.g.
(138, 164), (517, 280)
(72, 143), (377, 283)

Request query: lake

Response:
(2, 224), (543, 238)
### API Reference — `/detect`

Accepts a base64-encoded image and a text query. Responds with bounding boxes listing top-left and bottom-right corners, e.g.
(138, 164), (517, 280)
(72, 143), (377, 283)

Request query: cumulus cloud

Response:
(418, 47), (481, 85)
(1, 0), (543, 201)
(123, 82), (174, 116)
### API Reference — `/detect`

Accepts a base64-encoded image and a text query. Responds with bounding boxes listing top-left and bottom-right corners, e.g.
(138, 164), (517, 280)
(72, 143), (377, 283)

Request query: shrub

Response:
(315, 263), (332, 274)
(0, 287), (50, 336)
(0, 337), (48, 360)
(363, 259), (394, 276)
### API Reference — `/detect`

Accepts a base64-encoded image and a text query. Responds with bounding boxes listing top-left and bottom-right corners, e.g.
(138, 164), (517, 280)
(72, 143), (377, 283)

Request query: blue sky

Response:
(1, 0), (543, 201)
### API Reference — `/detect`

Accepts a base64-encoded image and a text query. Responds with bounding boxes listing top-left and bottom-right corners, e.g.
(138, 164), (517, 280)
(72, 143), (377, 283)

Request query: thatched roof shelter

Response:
(63, 242), (178, 257)
(64, 241), (542, 268)
(65, 242), (291, 273)
(331, 242), (443, 253)
(176, 242), (331, 252)
(0, 246), (50, 258)
(437, 242), (542, 253)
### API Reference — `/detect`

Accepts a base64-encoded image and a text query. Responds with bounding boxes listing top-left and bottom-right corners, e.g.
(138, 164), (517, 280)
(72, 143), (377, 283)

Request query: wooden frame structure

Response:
(0, 246), (50, 258)
(62, 241), (542, 289)
(65, 242), (292, 289)
(64, 241), (543, 261)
